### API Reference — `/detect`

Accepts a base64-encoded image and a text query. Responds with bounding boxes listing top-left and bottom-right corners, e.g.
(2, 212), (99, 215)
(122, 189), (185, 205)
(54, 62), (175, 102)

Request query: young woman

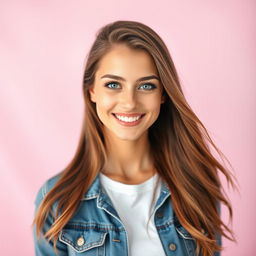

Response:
(32, 20), (238, 256)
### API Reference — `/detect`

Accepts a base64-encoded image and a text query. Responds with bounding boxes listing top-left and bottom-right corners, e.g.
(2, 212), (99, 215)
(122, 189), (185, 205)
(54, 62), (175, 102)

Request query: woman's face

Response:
(89, 44), (165, 142)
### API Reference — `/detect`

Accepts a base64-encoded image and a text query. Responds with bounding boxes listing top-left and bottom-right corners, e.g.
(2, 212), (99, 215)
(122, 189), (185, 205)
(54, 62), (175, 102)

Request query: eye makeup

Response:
(103, 81), (157, 91)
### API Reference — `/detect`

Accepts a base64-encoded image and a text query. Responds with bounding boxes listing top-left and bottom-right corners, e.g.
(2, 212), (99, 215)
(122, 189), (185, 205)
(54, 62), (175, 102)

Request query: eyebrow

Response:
(100, 74), (160, 82)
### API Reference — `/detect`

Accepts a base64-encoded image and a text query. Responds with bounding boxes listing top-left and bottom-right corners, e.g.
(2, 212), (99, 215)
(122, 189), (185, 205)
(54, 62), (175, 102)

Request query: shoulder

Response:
(34, 171), (63, 208)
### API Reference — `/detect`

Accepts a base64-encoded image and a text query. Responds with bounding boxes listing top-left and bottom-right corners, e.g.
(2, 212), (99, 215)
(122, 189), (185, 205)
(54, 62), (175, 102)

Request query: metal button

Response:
(169, 243), (177, 251)
(156, 212), (164, 218)
(77, 236), (85, 246)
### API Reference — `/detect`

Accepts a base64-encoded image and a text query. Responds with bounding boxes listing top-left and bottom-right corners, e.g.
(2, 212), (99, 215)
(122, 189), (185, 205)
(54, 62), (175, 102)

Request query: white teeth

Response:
(115, 114), (142, 122)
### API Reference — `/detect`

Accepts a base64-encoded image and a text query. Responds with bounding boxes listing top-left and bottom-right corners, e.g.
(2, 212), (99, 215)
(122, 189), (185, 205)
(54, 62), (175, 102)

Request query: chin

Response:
(115, 130), (148, 141)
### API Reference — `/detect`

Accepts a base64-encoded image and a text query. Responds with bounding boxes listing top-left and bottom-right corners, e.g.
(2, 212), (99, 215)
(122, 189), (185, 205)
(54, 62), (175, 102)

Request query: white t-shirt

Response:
(99, 172), (166, 256)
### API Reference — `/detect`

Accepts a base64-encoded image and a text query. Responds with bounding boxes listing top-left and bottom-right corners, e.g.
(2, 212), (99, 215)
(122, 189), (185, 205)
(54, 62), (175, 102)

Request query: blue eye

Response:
(104, 82), (120, 89)
(140, 83), (156, 90)
(104, 81), (156, 90)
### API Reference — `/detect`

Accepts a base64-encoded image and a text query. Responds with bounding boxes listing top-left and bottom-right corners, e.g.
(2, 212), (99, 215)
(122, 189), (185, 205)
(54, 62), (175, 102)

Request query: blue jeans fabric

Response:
(33, 172), (221, 256)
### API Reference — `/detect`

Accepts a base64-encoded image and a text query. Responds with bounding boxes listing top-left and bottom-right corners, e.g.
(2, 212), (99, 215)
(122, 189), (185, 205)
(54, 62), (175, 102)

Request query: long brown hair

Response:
(32, 20), (238, 256)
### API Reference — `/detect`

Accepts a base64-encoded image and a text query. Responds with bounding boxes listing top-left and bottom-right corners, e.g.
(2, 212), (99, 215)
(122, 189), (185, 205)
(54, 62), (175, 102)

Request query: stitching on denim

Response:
(155, 220), (174, 230)
(102, 238), (105, 256)
(64, 222), (119, 232)
(82, 194), (99, 200)
(175, 227), (195, 240)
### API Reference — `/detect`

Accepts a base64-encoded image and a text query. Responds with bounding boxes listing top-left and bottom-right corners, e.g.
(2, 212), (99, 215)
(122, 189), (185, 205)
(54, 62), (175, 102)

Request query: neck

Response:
(102, 130), (155, 180)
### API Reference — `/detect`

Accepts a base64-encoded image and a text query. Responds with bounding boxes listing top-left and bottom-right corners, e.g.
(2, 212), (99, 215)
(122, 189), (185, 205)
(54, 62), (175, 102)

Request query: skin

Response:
(89, 44), (166, 184)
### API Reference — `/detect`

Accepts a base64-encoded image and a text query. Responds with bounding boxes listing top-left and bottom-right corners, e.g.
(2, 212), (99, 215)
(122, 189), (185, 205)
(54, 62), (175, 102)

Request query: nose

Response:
(119, 88), (137, 109)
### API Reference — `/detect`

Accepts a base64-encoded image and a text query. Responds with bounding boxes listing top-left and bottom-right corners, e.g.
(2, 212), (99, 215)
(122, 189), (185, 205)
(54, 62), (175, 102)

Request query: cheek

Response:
(146, 97), (162, 119)
(97, 94), (116, 113)
(144, 95), (162, 110)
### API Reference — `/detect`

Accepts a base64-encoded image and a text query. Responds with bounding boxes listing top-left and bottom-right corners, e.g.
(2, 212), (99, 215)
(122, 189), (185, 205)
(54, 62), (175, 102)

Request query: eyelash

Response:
(104, 81), (157, 91)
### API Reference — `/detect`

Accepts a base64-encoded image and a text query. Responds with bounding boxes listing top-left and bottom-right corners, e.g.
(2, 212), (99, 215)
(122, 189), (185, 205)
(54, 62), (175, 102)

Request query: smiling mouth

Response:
(112, 113), (145, 125)
(112, 113), (145, 119)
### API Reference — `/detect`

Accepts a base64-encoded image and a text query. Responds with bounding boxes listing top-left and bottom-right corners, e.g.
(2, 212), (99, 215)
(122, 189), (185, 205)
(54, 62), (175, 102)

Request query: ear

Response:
(89, 87), (96, 103)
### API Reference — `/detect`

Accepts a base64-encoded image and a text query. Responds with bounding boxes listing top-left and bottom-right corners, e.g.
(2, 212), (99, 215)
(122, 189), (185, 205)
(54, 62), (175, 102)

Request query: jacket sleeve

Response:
(33, 181), (67, 256)
(214, 200), (222, 256)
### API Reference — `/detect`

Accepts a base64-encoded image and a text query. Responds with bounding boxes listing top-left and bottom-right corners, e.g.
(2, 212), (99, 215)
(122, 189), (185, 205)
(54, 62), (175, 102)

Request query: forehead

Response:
(95, 44), (158, 79)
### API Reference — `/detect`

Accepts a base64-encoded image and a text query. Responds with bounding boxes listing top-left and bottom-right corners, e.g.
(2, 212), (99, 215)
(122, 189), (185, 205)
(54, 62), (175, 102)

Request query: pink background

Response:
(0, 0), (255, 255)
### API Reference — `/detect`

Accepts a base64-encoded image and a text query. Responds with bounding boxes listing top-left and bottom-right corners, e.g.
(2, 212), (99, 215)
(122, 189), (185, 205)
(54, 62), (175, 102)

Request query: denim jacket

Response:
(33, 172), (221, 256)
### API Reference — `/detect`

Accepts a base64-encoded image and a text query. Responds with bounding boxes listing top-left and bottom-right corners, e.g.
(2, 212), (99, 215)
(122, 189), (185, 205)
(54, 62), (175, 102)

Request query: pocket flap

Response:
(59, 228), (108, 252)
(175, 225), (195, 240)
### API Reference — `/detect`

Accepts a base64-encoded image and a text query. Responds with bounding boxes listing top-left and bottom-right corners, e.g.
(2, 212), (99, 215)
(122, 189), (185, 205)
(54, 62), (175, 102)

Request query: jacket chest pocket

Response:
(175, 225), (198, 256)
(59, 228), (108, 256)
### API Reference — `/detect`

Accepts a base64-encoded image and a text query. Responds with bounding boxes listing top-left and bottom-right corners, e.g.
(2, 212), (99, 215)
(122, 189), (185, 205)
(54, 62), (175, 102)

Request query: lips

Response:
(112, 113), (145, 117)
(112, 112), (145, 126)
